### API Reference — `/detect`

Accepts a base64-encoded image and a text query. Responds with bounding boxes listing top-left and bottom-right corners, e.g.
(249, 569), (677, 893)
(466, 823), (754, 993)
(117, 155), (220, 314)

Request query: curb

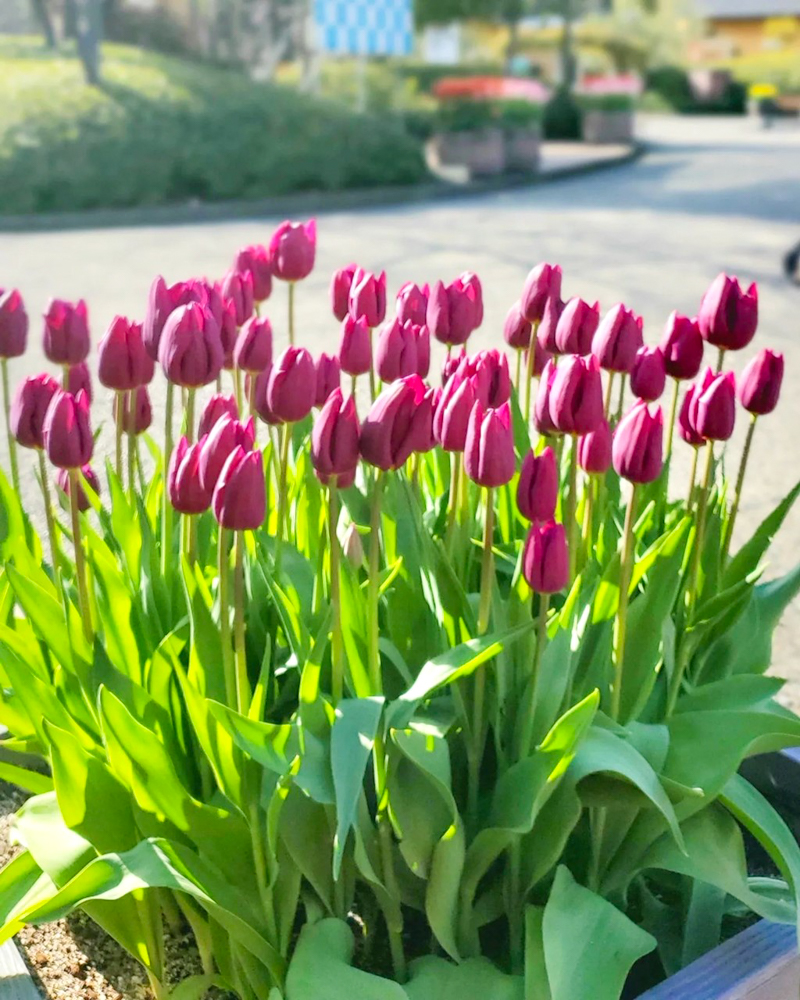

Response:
(0, 143), (646, 235)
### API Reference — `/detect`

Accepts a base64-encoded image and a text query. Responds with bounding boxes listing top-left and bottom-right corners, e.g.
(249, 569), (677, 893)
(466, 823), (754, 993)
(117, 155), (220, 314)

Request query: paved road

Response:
(2, 113), (800, 705)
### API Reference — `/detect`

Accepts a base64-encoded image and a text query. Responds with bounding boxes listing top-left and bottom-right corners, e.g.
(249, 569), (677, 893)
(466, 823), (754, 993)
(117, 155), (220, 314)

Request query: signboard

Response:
(314, 0), (414, 57)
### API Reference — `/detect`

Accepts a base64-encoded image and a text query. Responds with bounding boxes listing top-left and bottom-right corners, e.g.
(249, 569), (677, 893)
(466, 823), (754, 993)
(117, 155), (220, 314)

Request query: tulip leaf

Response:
(404, 955), (523, 1000)
(724, 477), (800, 589)
(0, 760), (52, 795)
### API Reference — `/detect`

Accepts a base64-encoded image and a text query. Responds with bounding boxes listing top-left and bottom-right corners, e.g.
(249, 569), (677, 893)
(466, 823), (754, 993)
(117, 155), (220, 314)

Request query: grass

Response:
(0, 37), (428, 215)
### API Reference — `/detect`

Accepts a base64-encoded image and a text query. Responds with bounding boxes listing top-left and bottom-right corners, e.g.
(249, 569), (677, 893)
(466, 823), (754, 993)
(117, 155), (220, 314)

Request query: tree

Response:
(29, 0), (57, 48)
(64, 0), (104, 85)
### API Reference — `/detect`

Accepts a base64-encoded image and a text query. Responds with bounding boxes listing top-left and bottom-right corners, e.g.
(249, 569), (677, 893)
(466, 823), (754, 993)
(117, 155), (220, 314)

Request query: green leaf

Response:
(724, 478), (800, 589)
(168, 974), (227, 1000)
(0, 760), (52, 795)
(524, 906), (551, 1000)
(405, 955), (523, 1000)
(13, 792), (95, 888)
(208, 702), (299, 777)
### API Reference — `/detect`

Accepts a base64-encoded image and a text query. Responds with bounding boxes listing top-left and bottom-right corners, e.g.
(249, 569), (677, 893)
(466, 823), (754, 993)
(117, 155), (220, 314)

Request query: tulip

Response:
(694, 368), (736, 441)
(534, 360), (558, 436)
(98, 316), (153, 390)
(360, 375), (432, 470)
(168, 436), (212, 514)
(434, 370), (476, 452)
(43, 298), (90, 366)
(659, 312), (703, 380)
(0, 289), (28, 358)
(67, 362), (92, 403)
(338, 315), (372, 377)
(219, 299), (238, 370)
(234, 316), (273, 374)
(158, 303), (224, 388)
(269, 220), (316, 282)
(213, 446), (266, 530)
(349, 268), (387, 328)
(315, 352), (341, 408)
(549, 354), (604, 436)
(143, 276), (207, 360)
(465, 350), (511, 409)
(221, 269), (255, 327)
(630, 346), (666, 402)
(312, 388), (360, 481)
(592, 304), (643, 373)
(199, 415), (256, 494)
(739, 349), (783, 416)
(43, 389), (93, 469)
(678, 386), (704, 448)
(441, 348), (466, 385)
(10, 373), (60, 449)
(521, 263), (563, 325)
(253, 368), (282, 426)
(578, 418), (612, 475)
(427, 275), (482, 346)
(114, 385), (152, 435)
(523, 520), (569, 593)
(536, 296), (564, 354)
(464, 401), (515, 488)
(697, 273), (758, 352)
(233, 244), (273, 302)
(612, 401), (664, 484)
(267, 347), (316, 424)
(198, 395), (238, 439)
(517, 447), (558, 522)
(503, 300), (532, 350)
(375, 319), (419, 383)
(330, 264), (358, 322)
(343, 522), (365, 567)
(396, 282), (429, 326)
(526, 339), (552, 379)
(55, 465), (100, 513)
(555, 297), (600, 356)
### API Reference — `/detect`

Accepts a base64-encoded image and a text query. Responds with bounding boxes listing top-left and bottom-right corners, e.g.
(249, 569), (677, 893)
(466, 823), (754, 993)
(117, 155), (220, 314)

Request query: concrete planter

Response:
(504, 127), (541, 174)
(582, 110), (634, 144)
(427, 128), (506, 179)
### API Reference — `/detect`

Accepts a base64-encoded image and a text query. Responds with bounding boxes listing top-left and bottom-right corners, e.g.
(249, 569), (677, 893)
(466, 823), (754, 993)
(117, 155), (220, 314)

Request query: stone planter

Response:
(504, 126), (541, 174)
(427, 128), (506, 179)
(582, 110), (634, 144)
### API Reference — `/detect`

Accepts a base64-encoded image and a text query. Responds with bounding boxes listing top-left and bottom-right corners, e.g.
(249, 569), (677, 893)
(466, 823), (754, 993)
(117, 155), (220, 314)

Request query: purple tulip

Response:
(464, 350), (511, 409)
(315, 352), (341, 408)
(267, 346), (316, 423)
(549, 354), (604, 436)
(739, 349), (784, 416)
(527, 338), (552, 380)
(233, 244), (273, 302)
(199, 394), (239, 439)
(523, 520), (569, 593)
(427, 274), (482, 346)
(219, 299), (238, 370)
(67, 361), (92, 403)
(630, 346), (666, 402)
(331, 264), (358, 322)
(10, 373), (60, 449)
(577, 419), (612, 475)
(56, 465), (100, 513)
(143, 276), (207, 360)
(43, 298), (90, 366)
(441, 348), (466, 385)
(376, 319), (420, 383)
(521, 263), (563, 325)
(213, 447), (267, 530)
(464, 401), (515, 488)
(659, 311), (703, 380)
(114, 386), (152, 435)
(43, 389), (93, 469)
(592, 304), (644, 373)
(678, 386), (704, 447)
(503, 300), (532, 350)
(253, 368), (282, 426)
(555, 297), (600, 356)
(534, 359), (558, 436)
(269, 220), (316, 282)
(694, 368), (736, 441)
(434, 369), (476, 452)
(98, 316), (154, 391)
(0, 289), (28, 358)
(234, 316), (273, 374)
(339, 315), (372, 376)
(612, 401), (664, 483)
(349, 268), (387, 328)
(697, 273), (758, 351)
(396, 282), (429, 326)
(360, 375), (432, 470)
(220, 269), (255, 328)
(536, 296), (564, 354)
(198, 415), (255, 494)
(169, 436), (212, 514)
(158, 303), (224, 387)
(517, 447), (558, 522)
(312, 388), (360, 482)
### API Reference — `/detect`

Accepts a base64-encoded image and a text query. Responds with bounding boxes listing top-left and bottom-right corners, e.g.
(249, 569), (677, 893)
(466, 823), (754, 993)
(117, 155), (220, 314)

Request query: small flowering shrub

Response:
(0, 236), (798, 1000)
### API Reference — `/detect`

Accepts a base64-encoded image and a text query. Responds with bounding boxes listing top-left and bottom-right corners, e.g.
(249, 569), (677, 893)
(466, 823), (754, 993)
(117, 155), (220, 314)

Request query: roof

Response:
(698, 0), (800, 18)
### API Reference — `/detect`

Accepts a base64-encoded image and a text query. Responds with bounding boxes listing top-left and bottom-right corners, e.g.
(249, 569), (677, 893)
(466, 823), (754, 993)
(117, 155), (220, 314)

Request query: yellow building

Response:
(697, 1), (800, 57)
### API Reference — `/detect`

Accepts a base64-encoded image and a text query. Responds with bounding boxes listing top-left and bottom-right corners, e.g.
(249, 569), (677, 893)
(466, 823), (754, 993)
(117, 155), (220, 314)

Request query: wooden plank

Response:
(638, 921), (797, 1000)
(0, 939), (41, 999)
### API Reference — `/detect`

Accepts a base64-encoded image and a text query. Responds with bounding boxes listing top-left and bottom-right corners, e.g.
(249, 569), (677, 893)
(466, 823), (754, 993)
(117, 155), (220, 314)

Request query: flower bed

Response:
(0, 228), (798, 1000)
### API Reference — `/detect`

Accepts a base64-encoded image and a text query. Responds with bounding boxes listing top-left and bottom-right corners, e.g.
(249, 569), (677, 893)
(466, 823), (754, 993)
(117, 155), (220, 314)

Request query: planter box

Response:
(582, 110), (634, 145)
(427, 128), (506, 179)
(504, 127), (541, 174)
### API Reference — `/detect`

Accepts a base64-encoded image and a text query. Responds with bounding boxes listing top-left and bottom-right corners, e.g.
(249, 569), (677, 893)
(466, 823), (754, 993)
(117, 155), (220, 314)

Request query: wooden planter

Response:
(582, 110), (635, 145)
(504, 127), (541, 174)
(427, 128), (506, 179)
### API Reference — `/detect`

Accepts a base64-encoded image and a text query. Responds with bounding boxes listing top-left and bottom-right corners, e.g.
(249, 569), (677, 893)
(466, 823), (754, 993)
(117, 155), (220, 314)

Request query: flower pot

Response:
(504, 126), (541, 174)
(582, 110), (635, 144)
(428, 128), (506, 179)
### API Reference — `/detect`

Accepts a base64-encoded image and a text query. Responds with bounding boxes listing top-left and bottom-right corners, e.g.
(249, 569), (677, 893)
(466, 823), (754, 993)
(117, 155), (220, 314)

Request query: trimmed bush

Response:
(542, 88), (583, 139)
(644, 64), (747, 115)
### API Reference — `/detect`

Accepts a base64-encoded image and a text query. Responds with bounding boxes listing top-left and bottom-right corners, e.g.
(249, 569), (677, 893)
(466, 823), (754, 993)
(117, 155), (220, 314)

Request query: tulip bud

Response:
(343, 522), (365, 567)
(43, 389), (93, 469)
(376, 318), (419, 383)
(523, 520), (569, 594)
(253, 368), (282, 426)
(338, 315), (372, 376)
(555, 297), (600, 356)
(159, 303), (224, 387)
(517, 447), (558, 522)
(331, 264), (358, 322)
(503, 300), (532, 350)
(312, 388), (360, 482)
(659, 312), (703, 380)
(416, 385), (438, 454)
(434, 370), (476, 452)
(199, 395), (238, 439)
(269, 220), (316, 282)
(612, 401), (664, 483)
(630, 346), (666, 402)
(465, 349), (511, 409)
(536, 296), (564, 354)
(56, 465), (100, 513)
(416, 324), (431, 379)
(219, 299), (238, 370)
(267, 346), (316, 423)
(441, 348), (466, 385)
(698, 273), (758, 351)
(521, 263), (563, 325)
(549, 354), (604, 436)
(67, 361), (92, 403)
(464, 401), (515, 488)
(98, 316), (153, 391)
(10, 373), (59, 449)
(349, 268), (387, 328)
(427, 274), (482, 346)
(233, 244), (273, 302)
(739, 349), (784, 416)
(213, 447), (266, 530)
(315, 352), (341, 408)
(678, 386), (704, 447)
(0, 289), (28, 358)
(43, 298), (90, 366)
(360, 375), (432, 470)
(114, 386), (152, 435)
(199, 415), (255, 493)
(526, 338), (552, 380)
(460, 272), (484, 328)
(234, 316), (273, 374)
(220, 269), (255, 328)
(143, 276), (207, 360)
(396, 282), (429, 326)
(592, 304), (643, 373)
(169, 436), (212, 514)
(534, 360), (558, 436)
(578, 418), (612, 475)
(694, 368), (736, 441)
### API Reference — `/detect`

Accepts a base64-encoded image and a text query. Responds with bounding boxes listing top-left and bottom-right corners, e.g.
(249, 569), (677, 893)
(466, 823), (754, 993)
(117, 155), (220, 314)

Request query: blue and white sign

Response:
(314, 0), (414, 57)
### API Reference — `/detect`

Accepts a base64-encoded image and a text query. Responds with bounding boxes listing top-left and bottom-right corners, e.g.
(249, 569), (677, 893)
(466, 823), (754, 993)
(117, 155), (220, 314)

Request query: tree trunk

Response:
(30, 0), (57, 48)
(504, 16), (520, 73)
(68, 0), (104, 85)
(560, 0), (576, 90)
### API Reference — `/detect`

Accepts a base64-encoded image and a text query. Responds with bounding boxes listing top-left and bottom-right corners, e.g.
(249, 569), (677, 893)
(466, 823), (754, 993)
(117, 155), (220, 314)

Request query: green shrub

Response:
(496, 98), (544, 128)
(577, 93), (635, 112)
(435, 98), (498, 133)
(542, 88), (583, 139)
(0, 40), (428, 214)
(644, 64), (747, 116)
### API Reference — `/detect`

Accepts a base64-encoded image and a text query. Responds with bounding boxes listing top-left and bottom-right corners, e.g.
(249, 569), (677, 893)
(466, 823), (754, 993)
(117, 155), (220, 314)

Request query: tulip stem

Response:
(115, 391), (124, 483)
(38, 450), (62, 602)
(615, 373), (627, 424)
(469, 487), (495, 830)
(274, 422), (292, 578)
(514, 350), (522, 400)
(1, 359), (20, 497)
(610, 483), (638, 721)
(162, 382), (175, 579)
(234, 368), (243, 414)
(583, 474), (595, 565)
(688, 441), (715, 613)
(126, 394), (136, 500)
(722, 414), (756, 565)
(351, 374), (357, 399)
(566, 437), (578, 581)
(186, 388), (196, 444)
(477, 487), (495, 636)
(328, 482), (344, 705)
(687, 445), (699, 508)
(248, 373), (258, 427)
(234, 530), (249, 713)
(288, 282), (296, 347)
(715, 347), (725, 375)
(68, 468), (93, 644)
(368, 328), (376, 401)
(446, 452), (460, 546)
(524, 330), (537, 424)
(518, 592), (550, 762)
(218, 527), (235, 707)
(367, 471), (385, 694)
(665, 379), (680, 463)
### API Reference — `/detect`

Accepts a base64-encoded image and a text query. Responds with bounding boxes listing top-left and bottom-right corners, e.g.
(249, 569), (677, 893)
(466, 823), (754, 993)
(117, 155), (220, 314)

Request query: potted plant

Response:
(498, 99), (543, 173)
(427, 98), (506, 178)
(580, 92), (636, 143)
